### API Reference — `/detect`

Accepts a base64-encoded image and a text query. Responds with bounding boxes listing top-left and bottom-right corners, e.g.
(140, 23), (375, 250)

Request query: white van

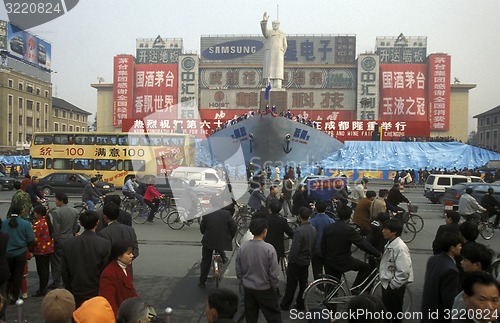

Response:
(170, 166), (227, 190)
(423, 174), (483, 203)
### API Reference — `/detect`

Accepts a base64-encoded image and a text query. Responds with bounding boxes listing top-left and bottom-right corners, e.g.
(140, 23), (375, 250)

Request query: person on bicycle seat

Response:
(82, 177), (103, 211)
(480, 187), (500, 229)
(458, 187), (486, 223)
(322, 205), (381, 294)
(122, 175), (146, 209)
(143, 182), (164, 223)
(386, 183), (410, 217)
(198, 195), (237, 289)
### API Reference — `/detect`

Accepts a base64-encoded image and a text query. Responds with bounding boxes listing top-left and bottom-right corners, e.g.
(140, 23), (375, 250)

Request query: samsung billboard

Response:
(201, 35), (356, 65)
(7, 22), (52, 71)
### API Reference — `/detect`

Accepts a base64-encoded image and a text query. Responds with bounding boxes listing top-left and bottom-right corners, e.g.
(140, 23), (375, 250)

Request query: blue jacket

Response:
(309, 213), (334, 256)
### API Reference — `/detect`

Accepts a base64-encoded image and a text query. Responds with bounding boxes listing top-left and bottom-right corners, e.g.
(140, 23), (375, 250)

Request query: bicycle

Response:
(391, 207), (417, 244)
(74, 198), (104, 215)
(212, 251), (224, 288)
(406, 203), (424, 233)
(233, 204), (252, 228)
(489, 257), (500, 280)
(479, 216), (496, 240)
(131, 197), (173, 224)
(303, 262), (413, 313)
(165, 205), (203, 230)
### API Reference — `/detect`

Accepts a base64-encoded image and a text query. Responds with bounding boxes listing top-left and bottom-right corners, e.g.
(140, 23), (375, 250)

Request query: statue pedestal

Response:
(259, 89), (288, 114)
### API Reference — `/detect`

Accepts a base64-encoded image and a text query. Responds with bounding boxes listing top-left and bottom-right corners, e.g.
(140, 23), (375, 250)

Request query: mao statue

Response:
(260, 12), (287, 89)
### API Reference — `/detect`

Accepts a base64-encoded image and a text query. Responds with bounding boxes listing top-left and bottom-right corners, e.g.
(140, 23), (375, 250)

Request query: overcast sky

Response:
(1, 0), (499, 133)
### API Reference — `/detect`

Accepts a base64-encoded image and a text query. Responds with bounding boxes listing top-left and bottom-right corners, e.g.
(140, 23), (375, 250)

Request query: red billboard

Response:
(428, 54), (451, 131)
(133, 64), (178, 119)
(123, 116), (429, 142)
(113, 55), (134, 127)
(379, 64), (428, 122)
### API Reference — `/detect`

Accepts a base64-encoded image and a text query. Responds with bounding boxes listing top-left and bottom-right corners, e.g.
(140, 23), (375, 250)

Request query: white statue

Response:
(260, 12), (287, 89)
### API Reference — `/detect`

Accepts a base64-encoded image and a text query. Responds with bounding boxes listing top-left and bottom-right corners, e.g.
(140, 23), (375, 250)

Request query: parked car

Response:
(442, 182), (500, 212)
(38, 172), (115, 196)
(0, 173), (16, 190)
(424, 174), (483, 204)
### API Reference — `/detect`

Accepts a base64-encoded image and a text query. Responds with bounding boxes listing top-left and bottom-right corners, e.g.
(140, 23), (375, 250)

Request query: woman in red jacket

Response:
(143, 183), (164, 223)
(98, 240), (139, 315)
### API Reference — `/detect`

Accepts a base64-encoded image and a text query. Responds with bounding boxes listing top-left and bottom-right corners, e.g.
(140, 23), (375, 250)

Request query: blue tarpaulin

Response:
(196, 140), (500, 175)
(321, 141), (500, 171)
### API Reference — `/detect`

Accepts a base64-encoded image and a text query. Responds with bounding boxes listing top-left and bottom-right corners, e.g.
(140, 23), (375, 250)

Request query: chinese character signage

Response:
(357, 54), (379, 120)
(200, 89), (356, 111)
(136, 48), (181, 64)
(113, 55), (134, 127)
(178, 54), (199, 119)
(122, 117), (429, 142)
(376, 35), (427, 64)
(200, 36), (356, 65)
(379, 64), (428, 122)
(427, 54), (451, 131)
(133, 64), (178, 119)
(6, 22), (52, 71)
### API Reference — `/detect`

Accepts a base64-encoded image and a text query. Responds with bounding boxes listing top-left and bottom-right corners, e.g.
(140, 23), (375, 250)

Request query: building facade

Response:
(92, 33), (474, 143)
(0, 20), (91, 154)
(473, 105), (500, 152)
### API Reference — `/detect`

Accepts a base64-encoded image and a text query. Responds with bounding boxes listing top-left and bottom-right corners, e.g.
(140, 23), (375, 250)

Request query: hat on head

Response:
(41, 289), (75, 323)
(73, 296), (115, 323)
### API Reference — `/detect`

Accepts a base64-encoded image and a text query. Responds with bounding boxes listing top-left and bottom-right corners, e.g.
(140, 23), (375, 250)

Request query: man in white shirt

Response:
(379, 219), (413, 323)
(458, 187), (486, 223)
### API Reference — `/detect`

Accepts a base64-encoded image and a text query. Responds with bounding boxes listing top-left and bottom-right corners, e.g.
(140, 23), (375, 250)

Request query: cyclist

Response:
(122, 175), (146, 209)
(458, 187), (486, 223)
(386, 183), (410, 218)
(178, 180), (202, 221)
(198, 195), (237, 289)
(143, 182), (164, 223)
(322, 206), (381, 294)
(480, 187), (500, 229)
(350, 178), (368, 209)
(82, 177), (103, 211)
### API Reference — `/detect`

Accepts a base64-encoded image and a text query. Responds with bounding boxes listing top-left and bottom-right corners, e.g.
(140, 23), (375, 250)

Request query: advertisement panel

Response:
(427, 54), (451, 131)
(112, 55), (134, 127)
(6, 22), (51, 70)
(200, 67), (356, 90)
(178, 54), (199, 119)
(357, 54), (379, 120)
(200, 35), (356, 65)
(200, 88), (356, 111)
(376, 35), (427, 64)
(133, 64), (179, 120)
(379, 64), (428, 122)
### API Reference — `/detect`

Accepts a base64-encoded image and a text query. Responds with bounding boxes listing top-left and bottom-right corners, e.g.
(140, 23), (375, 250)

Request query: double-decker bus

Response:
(29, 132), (196, 187)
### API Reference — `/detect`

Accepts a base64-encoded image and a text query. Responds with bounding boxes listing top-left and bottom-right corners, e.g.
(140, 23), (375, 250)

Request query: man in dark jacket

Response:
(386, 183), (410, 213)
(480, 187), (500, 228)
(280, 207), (316, 311)
(421, 232), (462, 322)
(198, 196), (237, 289)
(25, 176), (44, 207)
(265, 201), (294, 260)
(62, 211), (111, 308)
(322, 205), (381, 292)
(431, 211), (460, 255)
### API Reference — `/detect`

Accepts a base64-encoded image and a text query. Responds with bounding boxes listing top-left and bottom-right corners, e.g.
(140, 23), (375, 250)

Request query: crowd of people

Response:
(0, 166), (500, 322)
